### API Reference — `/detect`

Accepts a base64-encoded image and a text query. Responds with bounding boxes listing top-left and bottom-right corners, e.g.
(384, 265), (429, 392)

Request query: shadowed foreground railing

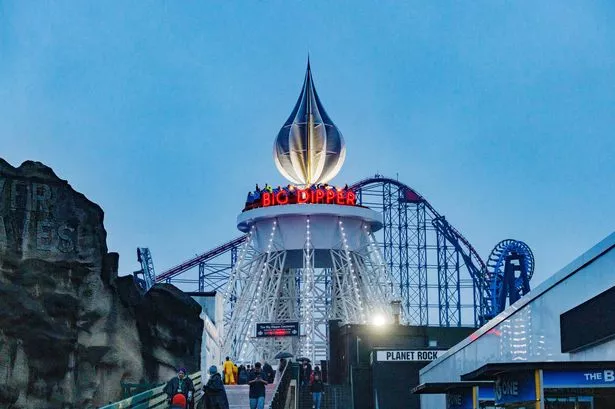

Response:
(269, 362), (295, 409)
(98, 372), (203, 409)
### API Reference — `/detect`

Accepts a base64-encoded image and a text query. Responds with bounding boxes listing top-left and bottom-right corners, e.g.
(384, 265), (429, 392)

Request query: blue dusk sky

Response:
(1, 1), (613, 289)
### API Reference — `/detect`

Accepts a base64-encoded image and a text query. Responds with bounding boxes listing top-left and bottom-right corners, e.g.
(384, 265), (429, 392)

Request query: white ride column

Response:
(222, 204), (395, 363)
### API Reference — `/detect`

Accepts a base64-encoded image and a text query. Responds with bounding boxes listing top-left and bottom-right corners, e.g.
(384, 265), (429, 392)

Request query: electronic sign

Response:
(256, 322), (300, 338)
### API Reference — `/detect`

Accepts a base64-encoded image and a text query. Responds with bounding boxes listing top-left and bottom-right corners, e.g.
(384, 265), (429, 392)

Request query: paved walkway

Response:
(224, 384), (278, 409)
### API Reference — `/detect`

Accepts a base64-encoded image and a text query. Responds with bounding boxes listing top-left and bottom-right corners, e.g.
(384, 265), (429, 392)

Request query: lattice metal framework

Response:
(154, 176), (492, 328)
(133, 247), (156, 291)
(352, 177), (487, 327)
(219, 215), (394, 363)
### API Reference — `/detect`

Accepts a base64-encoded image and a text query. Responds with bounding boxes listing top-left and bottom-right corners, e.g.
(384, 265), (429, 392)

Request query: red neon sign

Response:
(245, 187), (357, 211)
(260, 188), (356, 208)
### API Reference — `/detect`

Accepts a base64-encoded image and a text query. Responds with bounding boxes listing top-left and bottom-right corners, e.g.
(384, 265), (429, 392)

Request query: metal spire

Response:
(273, 60), (346, 186)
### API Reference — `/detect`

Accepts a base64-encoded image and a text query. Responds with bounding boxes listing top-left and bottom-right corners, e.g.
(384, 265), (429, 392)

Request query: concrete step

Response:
(224, 384), (278, 409)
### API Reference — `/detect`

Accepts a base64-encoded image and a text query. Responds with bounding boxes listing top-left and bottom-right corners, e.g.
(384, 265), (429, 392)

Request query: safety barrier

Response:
(99, 372), (203, 409)
(269, 362), (295, 409)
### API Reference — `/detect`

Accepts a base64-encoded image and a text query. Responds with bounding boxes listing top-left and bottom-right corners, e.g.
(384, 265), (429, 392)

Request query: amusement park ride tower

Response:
(221, 63), (396, 363)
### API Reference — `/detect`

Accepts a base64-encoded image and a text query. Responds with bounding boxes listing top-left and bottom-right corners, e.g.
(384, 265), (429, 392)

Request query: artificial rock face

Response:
(0, 159), (202, 408)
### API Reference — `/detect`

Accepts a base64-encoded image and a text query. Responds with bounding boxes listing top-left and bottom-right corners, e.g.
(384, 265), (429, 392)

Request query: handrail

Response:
(268, 362), (293, 409)
(99, 372), (203, 409)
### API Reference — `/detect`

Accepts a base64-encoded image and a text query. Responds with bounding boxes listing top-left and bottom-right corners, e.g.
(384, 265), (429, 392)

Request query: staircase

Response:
(224, 384), (278, 409)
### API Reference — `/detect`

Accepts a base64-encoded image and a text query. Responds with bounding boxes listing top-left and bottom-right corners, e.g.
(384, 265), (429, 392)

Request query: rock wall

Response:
(0, 159), (203, 408)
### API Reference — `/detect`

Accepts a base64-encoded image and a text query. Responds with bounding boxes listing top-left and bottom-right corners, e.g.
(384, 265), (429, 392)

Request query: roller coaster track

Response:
(351, 177), (493, 324)
(486, 239), (534, 317)
(351, 177), (487, 276)
(151, 176), (506, 326)
(156, 236), (247, 282)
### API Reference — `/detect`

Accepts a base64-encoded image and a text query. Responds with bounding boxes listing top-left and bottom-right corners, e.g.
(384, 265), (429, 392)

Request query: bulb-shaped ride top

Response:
(273, 61), (346, 186)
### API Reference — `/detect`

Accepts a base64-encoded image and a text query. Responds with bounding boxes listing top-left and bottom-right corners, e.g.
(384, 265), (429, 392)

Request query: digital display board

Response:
(256, 322), (300, 338)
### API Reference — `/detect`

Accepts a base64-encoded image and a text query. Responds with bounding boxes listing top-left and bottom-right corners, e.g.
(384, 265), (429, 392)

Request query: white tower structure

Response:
(222, 62), (396, 363)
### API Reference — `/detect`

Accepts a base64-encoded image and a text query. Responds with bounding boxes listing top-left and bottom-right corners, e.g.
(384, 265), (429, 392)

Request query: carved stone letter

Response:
(57, 224), (76, 253)
(33, 183), (52, 212)
(11, 180), (30, 210)
(36, 220), (53, 251)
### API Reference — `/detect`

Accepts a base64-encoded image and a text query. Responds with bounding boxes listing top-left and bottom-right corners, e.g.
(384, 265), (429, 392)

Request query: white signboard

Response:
(375, 350), (448, 362)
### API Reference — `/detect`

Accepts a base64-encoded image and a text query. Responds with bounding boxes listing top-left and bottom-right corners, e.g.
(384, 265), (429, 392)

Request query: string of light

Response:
(240, 220), (278, 361)
(339, 219), (366, 323)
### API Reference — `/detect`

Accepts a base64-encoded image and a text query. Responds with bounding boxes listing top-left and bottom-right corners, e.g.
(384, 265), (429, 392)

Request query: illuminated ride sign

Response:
(244, 186), (357, 211)
(256, 322), (300, 338)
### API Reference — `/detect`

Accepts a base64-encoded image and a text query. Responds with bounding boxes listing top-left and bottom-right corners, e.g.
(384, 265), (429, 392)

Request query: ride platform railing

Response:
(98, 372), (203, 409)
(268, 362), (294, 409)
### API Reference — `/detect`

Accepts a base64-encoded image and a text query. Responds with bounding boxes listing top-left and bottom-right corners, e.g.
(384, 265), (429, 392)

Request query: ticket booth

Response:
(461, 362), (615, 409)
(412, 381), (495, 409)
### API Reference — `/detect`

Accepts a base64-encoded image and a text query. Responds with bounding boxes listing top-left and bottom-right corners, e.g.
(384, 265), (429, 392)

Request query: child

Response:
(170, 393), (187, 409)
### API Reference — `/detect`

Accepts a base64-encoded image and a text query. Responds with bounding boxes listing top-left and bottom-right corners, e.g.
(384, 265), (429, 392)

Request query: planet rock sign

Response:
(273, 60), (346, 186)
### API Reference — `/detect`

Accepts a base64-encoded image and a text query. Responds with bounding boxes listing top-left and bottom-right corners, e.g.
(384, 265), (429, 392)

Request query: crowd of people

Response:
(300, 360), (326, 409)
(163, 357), (326, 409)
(219, 356), (275, 386)
(163, 356), (280, 409)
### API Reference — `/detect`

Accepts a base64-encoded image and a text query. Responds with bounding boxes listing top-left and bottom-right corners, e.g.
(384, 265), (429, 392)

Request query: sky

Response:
(0, 1), (613, 290)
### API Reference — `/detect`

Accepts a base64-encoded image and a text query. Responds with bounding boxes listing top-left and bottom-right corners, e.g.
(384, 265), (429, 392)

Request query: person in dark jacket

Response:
(278, 359), (287, 374)
(309, 372), (325, 409)
(164, 368), (195, 408)
(237, 365), (248, 385)
(203, 365), (229, 409)
(248, 362), (268, 409)
(262, 361), (274, 383)
(310, 365), (322, 384)
(300, 361), (312, 387)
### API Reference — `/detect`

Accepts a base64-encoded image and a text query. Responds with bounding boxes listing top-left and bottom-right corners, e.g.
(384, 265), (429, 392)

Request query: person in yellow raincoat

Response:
(222, 356), (235, 385)
(232, 364), (239, 385)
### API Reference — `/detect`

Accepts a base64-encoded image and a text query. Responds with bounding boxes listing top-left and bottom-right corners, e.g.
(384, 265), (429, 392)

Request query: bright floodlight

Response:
(372, 314), (387, 326)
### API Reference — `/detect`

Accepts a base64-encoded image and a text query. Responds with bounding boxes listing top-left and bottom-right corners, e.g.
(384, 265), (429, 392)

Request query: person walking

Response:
(262, 361), (274, 383)
(310, 365), (322, 384)
(232, 364), (239, 385)
(247, 362), (268, 409)
(164, 368), (195, 409)
(202, 365), (229, 409)
(237, 365), (248, 385)
(310, 372), (325, 409)
(222, 357), (236, 385)
(300, 361), (312, 387)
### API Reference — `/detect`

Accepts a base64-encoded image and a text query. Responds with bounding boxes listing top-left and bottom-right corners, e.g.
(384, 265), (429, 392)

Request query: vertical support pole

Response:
(398, 188), (410, 325)
(230, 246), (238, 269)
(535, 369), (544, 409)
(456, 251), (461, 326)
(442, 237), (450, 327)
(474, 278), (480, 327)
(417, 202), (428, 326)
(301, 215), (316, 362)
(199, 262), (205, 292)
